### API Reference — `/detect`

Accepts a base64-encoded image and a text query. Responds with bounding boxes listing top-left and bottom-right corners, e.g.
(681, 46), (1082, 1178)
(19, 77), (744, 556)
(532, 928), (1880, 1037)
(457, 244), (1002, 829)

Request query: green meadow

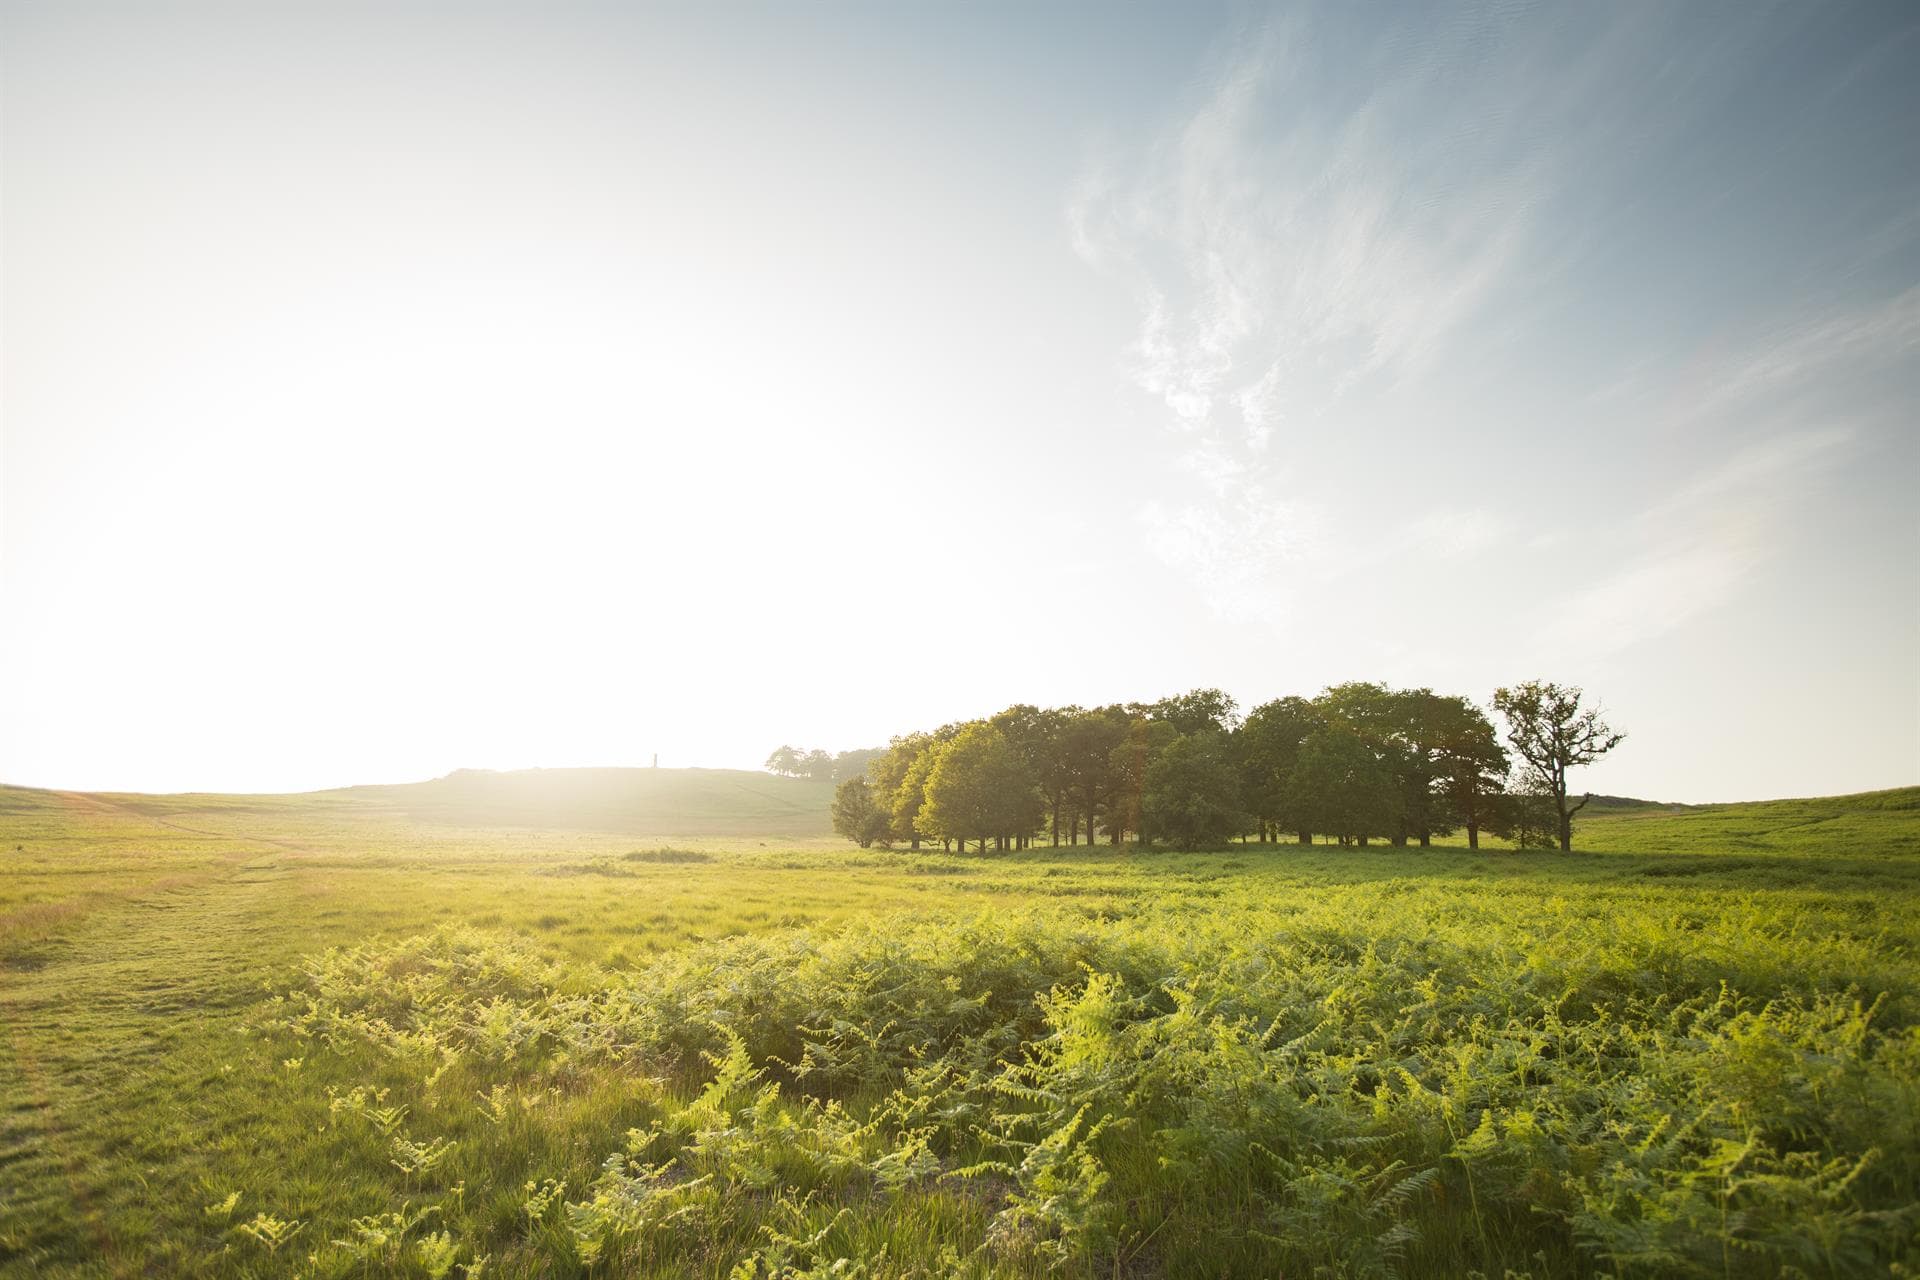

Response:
(2, 776), (1917, 1278)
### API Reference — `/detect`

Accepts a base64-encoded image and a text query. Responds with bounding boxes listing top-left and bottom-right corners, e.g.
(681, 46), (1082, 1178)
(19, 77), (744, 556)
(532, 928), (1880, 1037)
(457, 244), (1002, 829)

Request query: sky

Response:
(1, 1), (1915, 802)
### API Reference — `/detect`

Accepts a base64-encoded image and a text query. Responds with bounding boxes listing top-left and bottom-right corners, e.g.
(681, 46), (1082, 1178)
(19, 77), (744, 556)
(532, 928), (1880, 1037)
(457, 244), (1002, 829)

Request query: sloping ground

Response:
(0, 767), (836, 840)
(337, 766), (837, 836)
(1575, 784), (1920, 858)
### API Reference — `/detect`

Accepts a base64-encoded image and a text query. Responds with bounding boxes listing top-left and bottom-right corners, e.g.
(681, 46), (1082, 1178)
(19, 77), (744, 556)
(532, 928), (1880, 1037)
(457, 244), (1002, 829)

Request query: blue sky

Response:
(2, 1), (1915, 800)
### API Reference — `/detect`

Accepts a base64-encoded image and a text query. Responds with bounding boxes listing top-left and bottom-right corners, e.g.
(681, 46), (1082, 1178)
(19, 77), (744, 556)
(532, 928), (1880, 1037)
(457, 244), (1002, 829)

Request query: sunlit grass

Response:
(1, 785), (1915, 1277)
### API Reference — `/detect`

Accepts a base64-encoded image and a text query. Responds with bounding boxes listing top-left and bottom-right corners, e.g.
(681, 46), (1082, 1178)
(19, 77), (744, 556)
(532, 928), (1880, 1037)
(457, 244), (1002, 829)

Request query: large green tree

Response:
(1385, 688), (1462, 847)
(1142, 730), (1246, 851)
(1060, 706), (1128, 845)
(867, 733), (933, 850)
(1312, 683), (1407, 842)
(989, 704), (1072, 849)
(1430, 697), (1509, 850)
(1491, 681), (1626, 852)
(916, 723), (1043, 853)
(1284, 724), (1392, 846)
(1238, 696), (1320, 843)
(1105, 714), (1178, 846)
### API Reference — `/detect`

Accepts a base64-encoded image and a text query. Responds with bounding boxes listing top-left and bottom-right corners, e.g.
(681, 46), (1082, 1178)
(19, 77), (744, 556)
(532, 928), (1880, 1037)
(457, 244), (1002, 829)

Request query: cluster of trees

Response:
(764, 745), (881, 784)
(828, 681), (1622, 854)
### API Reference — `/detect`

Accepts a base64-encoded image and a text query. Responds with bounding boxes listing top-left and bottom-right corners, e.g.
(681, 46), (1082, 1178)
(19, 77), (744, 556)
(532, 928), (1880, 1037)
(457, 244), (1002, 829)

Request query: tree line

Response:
(819, 681), (1623, 854)
(764, 745), (882, 784)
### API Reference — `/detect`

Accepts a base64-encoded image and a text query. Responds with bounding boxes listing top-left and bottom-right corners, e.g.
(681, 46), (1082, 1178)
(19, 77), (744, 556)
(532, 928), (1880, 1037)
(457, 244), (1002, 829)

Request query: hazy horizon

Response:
(4, 1), (1917, 803)
(6, 755), (1911, 812)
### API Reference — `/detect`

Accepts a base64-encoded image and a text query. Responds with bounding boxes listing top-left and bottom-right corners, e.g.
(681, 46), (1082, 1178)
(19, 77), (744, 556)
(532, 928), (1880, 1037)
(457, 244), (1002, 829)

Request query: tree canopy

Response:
(813, 682), (1620, 855)
(916, 723), (1044, 852)
(1492, 682), (1626, 852)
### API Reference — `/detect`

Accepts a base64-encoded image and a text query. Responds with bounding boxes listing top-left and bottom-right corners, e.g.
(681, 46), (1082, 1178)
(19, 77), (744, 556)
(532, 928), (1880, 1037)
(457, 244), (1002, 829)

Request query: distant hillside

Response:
(1580, 793), (1679, 811)
(339, 767), (836, 837)
(1576, 785), (1920, 857)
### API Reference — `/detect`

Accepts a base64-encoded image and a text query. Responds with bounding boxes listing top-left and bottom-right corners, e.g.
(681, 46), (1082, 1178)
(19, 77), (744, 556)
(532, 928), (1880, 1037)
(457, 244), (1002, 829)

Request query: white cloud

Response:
(1537, 277), (1915, 661)
(1072, 10), (1553, 619)
(1677, 285), (1920, 426)
(1540, 428), (1855, 658)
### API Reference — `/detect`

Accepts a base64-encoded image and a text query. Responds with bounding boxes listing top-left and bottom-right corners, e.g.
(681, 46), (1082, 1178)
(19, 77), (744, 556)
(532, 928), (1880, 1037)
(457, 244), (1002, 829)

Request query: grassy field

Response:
(2, 777), (1916, 1278)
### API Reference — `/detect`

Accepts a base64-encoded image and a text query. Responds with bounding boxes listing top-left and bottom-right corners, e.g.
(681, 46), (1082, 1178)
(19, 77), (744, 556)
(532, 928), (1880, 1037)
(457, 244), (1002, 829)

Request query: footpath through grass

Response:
(1, 786), (1916, 1278)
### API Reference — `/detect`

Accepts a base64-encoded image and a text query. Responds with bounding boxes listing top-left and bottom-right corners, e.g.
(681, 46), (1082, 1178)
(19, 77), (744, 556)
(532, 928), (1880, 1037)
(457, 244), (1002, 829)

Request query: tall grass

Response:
(2, 787), (1916, 1277)
(254, 887), (1918, 1278)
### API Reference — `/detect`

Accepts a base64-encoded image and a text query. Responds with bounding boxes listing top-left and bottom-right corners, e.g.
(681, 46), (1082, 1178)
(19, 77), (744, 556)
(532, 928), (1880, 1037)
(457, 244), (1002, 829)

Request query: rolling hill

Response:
(0, 766), (840, 841)
(342, 766), (837, 836)
(334, 771), (844, 840)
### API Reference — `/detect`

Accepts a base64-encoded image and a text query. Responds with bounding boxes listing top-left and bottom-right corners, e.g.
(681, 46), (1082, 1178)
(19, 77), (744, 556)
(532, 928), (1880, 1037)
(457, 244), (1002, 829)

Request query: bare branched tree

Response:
(1492, 682), (1626, 852)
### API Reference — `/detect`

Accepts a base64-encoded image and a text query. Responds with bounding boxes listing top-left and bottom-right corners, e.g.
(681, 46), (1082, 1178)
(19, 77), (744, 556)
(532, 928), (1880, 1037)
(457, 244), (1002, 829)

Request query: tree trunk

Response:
(1555, 768), (1573, 852)
(1466, 822), (1479, 850)
(1418, 832), (1431, 848)
(1051, 797), (1061, 847)
(1297, 830), (1311, 846)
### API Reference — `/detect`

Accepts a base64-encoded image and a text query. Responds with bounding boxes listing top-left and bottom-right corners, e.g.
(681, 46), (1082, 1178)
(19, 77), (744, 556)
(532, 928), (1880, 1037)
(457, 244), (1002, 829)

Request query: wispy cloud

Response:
(1072, 8), (1557, 620)
(1677, 284), (1920, 426)
(1541, 283), (1913, 659)
(1540, 427), (1855, 659)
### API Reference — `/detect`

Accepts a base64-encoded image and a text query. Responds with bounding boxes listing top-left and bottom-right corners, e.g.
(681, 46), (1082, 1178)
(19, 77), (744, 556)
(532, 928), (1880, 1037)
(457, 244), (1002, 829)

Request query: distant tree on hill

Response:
(830, 778), (892, 848)
(769, 745), (878, 783)
(831, 748), (881, 784)
(1142, 730), (1245, 850)
(1492, 681), (1626, 852)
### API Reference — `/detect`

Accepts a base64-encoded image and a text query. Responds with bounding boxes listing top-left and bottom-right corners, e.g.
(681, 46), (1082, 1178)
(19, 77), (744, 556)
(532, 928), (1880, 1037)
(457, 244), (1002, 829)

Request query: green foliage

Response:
(1286, 724), (1394, 844)
(1239, 695), (1321, 841)
(1137, 687), (1240, 736)
(1493, 682), (1628, 852)
(4, 785), (1919, 1278)
(1141, 730), (1246, 850)
(830, 779), (892, 848)
(917, 724), (1044, 851)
